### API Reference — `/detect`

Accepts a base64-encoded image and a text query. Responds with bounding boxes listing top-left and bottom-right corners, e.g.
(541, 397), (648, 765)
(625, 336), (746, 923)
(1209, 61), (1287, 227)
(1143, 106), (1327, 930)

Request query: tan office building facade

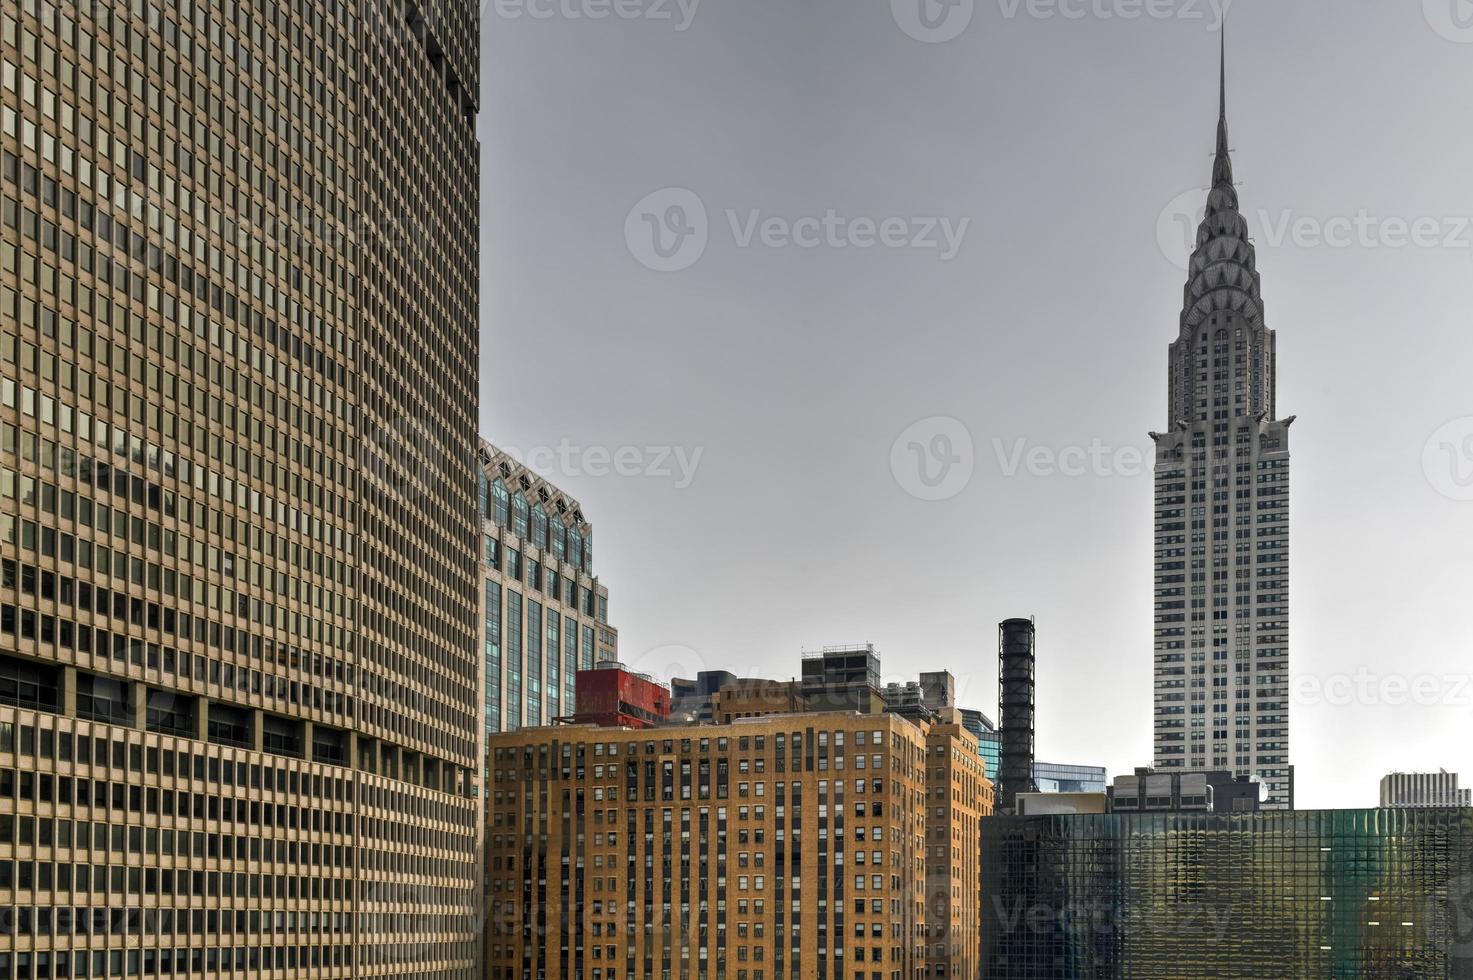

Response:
(486, 711), (990, 980)
(0, 0), (482, 977)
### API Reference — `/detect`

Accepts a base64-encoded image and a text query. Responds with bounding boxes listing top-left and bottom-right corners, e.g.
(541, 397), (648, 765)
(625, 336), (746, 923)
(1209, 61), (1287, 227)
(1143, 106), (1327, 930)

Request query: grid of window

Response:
(0, 0), (482, 975)
(474, 440), (616, 743)
(485, 714), (991, 980)
(981, 809), (1473, 978)
(1152, 104), (1292, 808)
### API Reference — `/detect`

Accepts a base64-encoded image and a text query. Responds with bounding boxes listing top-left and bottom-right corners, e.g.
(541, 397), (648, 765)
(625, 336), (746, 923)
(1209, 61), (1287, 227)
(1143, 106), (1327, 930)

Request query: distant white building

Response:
(1380, 771), (1472, 808)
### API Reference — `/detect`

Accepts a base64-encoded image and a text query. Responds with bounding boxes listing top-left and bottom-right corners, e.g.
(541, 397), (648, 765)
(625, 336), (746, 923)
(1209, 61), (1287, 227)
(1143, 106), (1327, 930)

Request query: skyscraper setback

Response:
(0, 0), (481, 976)
(1151, 41), (1293, 808)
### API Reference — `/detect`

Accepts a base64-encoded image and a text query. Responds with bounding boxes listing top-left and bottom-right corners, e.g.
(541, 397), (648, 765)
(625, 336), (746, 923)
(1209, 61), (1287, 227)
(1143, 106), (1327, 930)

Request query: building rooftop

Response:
(801, 643), (879, 660)
(479, 439), (593, 529)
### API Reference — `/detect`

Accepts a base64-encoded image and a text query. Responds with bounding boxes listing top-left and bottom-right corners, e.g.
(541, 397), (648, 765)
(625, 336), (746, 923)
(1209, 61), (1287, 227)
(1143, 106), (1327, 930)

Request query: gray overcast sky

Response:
(477, 0), (1473, 809)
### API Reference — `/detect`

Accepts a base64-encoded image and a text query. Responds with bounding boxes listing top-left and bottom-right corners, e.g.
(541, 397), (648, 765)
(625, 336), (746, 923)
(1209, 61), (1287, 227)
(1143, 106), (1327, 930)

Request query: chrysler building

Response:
(1151, 39), (1294, 808)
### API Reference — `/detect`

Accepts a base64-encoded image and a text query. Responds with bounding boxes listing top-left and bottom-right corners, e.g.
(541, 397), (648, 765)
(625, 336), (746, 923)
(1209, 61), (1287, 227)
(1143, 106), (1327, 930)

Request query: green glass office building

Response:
(981, 808), (1473, 979)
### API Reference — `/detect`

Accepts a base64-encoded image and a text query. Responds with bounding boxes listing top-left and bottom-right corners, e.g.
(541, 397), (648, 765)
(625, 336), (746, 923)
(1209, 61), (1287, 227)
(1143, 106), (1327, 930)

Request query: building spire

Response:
(1219, 24), (1227, 128)
(1180, 23), (1264, 335)
(1213, 25), (1232, 189)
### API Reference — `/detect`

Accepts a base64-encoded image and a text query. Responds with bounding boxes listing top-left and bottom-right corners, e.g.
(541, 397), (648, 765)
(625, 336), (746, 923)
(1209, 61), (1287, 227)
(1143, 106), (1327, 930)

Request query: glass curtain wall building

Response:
(959, 706), (1001, 782)
(0, 0), (482, 977)
(475, 439), (617, 742)
(1033, 761), (1107, 794)
(980, 808), (1473, 979)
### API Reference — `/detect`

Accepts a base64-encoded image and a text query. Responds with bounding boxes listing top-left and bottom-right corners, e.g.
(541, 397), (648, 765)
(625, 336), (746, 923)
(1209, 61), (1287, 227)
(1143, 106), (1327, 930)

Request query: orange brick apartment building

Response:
(485, 710), (990, 980)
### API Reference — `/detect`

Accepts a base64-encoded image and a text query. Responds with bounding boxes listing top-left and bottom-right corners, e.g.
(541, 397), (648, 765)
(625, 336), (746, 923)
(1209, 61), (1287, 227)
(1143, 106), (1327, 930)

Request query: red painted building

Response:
(572, 663), (672, 729)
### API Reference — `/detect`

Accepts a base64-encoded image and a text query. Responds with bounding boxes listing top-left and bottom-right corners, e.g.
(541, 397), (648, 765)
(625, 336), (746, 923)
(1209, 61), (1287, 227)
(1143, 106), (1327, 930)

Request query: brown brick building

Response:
(486, 710), (991, 980)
